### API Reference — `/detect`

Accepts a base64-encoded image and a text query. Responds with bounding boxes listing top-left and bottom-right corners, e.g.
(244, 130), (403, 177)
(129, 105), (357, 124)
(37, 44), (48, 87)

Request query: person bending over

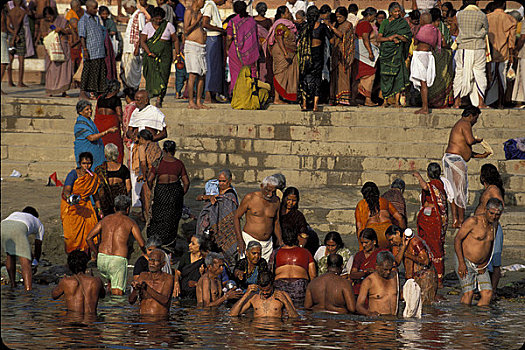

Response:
(197, 252), (243, 307)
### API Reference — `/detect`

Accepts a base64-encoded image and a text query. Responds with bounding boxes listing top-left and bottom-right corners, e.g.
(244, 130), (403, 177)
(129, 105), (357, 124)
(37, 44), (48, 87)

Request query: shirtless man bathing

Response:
(86, 195), (146, 295)
(234, 175), (283, 262)
(52, 250), (105, 314)
(129, 249), (174, 315)
(442, 106), (490, 228)
(455, 198), (503, 306)
(304, 253), (356, 314)
(356, 251), (398, 316)
(184, 0), (209, 109)
(197, 252), (243, 307)
(230, 270), (299, 318)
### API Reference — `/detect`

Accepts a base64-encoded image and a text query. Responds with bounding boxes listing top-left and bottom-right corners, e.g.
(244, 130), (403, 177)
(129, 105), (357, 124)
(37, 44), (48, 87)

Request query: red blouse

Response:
(275, 246), (314, 271)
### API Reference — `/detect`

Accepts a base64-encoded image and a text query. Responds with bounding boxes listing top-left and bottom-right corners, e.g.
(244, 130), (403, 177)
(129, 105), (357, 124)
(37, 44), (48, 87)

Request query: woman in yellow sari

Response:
(60, 152), (101, 254)
(231, 66), (271, 110)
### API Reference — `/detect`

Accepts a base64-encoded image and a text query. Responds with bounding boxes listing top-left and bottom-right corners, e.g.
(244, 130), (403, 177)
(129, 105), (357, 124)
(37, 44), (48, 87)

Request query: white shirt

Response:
(202, 0), (222, 37)
(348, 13), (359, 27)
(286, 0), (307, 20)
(416, 0), (438, 11)
(3, 212), (45, 241)
(129, 105), (166, 131)
(123, 9), (146, 53)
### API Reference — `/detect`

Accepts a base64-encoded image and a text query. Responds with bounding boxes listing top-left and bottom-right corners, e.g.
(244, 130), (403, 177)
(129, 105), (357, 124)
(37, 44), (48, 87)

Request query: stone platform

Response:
(1, 94), (524, 253)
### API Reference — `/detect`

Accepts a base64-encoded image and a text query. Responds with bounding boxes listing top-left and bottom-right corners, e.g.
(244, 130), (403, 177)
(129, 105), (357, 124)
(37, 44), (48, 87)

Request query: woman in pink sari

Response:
(226, 1), (259, 95)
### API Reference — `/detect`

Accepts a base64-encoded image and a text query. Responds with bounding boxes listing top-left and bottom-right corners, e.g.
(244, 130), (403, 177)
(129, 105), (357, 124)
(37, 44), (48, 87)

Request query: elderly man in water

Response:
(129, 249), (174, 315)
(52, 250), (106, 314)
(234, 175), (283, 262)
(304, 253), (356, 314)
(197, 252), (243, 307)
(230, 270), (299, 318)
(356, 251), (398, 316)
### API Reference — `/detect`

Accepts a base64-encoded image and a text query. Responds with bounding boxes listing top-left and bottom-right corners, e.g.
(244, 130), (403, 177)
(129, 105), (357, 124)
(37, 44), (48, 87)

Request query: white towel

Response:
(403, 279), (422, 318)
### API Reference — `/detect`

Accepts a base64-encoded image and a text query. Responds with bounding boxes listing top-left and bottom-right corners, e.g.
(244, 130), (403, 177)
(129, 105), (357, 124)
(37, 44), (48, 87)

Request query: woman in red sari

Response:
(413, 162), (448, 288)
(350, 228), (385, 296)
(94, 79), (124, 163)
(355, 7), (379, 106)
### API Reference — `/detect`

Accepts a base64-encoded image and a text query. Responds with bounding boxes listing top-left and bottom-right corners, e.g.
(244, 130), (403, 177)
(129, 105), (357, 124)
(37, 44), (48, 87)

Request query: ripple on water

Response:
(1, 285), (525, 349)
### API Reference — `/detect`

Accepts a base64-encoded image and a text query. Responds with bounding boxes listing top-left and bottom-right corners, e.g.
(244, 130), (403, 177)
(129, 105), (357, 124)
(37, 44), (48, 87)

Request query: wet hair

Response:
(76, 100), (92, 114)
(99, 5), (110, 15)
(233, 0), (248, 17)
(281, 186), (300, 212)
(255, 2), (267, 16)
(114, 195), (131, 212)
(205, 252), (223, 267)
(361, 182), (380, 216)
(192, 233), (210, 249)
(138, 129), (154, 141)
(151, 6), (166, 19)
(275, 5), (288, 20)
(388, 2), (402, 13)
(22, 206), (39, 218)
(362, 7), (377, 18)
(324, 231), (344, 249)
(360, 228), (378, 246)
(257, 270), (273, 287)
(262, 175), (280, 188)
(385, 224), (402, 237)
(105, 79), (121, 94)
(320, 4), (332, 15)
(272, 173), (286, 190)
(377, 10), (387, 18)
(335, 6), (348, 18)
(145, 235), (163, 249)
(282, 227), (299, 246)
(347, 3), (358, 14)
(442, 2), (453, 11)
(462, 105), (481, 117)
(43, 6), (56, 17)
(68, 250), (89, 274)
(78, 151), (93, 163)
(493, 0), (505, 10)
(123, 87), (136, 100)
(486, 198), (504, 211)
(327, 253), (343, 269)
(391, 178), (405, 191)
(480, 164), (505, 198)
(409, 9), (421, 21)
(427, 162), (442, 180)
(246, 240), (262, 252)
(163, 140), (176, 154)
(376, 251), (395, 266)
(104, 143), (119, 162)
(429, 7), (441, 22)
(219, 169), (232, 180)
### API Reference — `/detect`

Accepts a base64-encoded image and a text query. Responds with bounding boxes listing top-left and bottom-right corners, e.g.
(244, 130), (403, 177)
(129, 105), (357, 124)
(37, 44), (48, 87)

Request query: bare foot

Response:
(273, 100), (286, 105)
(197, 103), (210, 109)
(188, 102), (199, 109)
(392, 103), (402, 108)
(203, 99), (212, 104)
(46, 94), (52, 97)
(364, 101), (378, 107)
(8, 81), (15, 87)
(17, 83), (28, 88)
(414, 108), (430, 114)
(452, 104), (460, 109)
(479, 103), (489, 109)
(62, 92), (70, 98)
(312, 106), (319, 112)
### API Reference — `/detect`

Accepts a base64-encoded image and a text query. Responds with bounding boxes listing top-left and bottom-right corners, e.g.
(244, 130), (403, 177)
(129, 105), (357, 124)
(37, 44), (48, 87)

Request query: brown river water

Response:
(2, 285), (525, 349)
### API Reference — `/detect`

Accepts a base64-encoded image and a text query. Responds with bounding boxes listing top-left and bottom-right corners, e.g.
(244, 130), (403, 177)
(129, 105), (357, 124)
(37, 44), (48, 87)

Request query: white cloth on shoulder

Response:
(184, 40), (207, 76)
(442, 153), (469, 209)
(403, 279), (422, 318)
(128, 105), (166, 132)
(453, 48), (487, 107)
(410, 51), (436, 90)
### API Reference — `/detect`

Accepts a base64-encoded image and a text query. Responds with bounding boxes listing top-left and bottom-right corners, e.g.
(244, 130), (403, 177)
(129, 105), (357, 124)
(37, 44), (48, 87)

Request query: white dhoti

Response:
(403, 279), (422, 318)
(184, 40), (207, 76)
(485, 60), (508, 106)
(442, 153), (469, 209)
(410, 51), (436, 90)
(120, 52), (143, 90)
(241, 231), (273, 263)
(129, 143), (143, 207)
(453, 49), (487, 107)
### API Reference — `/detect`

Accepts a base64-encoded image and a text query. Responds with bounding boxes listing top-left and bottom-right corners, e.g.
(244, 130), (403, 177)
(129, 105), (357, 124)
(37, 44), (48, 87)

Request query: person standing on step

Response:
(202, 0), (226, 103)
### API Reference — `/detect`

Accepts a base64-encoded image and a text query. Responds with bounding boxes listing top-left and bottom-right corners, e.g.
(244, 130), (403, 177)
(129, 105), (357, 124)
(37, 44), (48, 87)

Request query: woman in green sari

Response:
(377, 2), (412, 107)
(140, 7), (180, 107)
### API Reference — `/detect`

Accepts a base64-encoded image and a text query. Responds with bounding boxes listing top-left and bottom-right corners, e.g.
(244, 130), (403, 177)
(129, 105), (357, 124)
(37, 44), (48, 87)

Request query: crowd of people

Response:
(1, 0), (525, 112)
(1, 85), (506, 319)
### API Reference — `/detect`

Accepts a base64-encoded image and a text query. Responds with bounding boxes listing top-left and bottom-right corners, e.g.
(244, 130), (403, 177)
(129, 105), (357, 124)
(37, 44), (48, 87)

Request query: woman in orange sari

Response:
(413, 162), (448, 288)
(94, 80), (124, 163)
(330, 7), (355, 105)
(60, 152), (102, 254)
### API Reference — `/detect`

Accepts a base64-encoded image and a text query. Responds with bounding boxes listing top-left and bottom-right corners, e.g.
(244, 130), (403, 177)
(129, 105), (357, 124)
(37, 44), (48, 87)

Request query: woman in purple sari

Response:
(226, 1), (259, 95)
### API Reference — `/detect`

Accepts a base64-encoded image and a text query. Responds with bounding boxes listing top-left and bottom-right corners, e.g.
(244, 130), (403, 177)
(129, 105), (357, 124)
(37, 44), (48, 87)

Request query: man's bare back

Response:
(475, 185), (504, 215)
(455, 215), (495, 266)
(304, 273), (356, 314)
(184, 2), (205, 44)
(445, 116), (482, 162)
(52, 273), (105, 314)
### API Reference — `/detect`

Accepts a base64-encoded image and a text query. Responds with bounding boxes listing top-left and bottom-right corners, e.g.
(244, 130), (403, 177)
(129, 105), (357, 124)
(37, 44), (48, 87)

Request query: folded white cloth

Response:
(403, 279), (422, 318)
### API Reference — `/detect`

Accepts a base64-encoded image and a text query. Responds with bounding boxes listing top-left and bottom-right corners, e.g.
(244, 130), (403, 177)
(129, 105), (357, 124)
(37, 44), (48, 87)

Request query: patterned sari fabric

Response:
(330, 21), (355, 105)
(417, 179), (448, 285)
(379, 17), (412, 99)
(428, 21), (454, 107)
(274, 278), (309, 307)
(143, 21), (172, 99)
(60, 171), (100, 253)
(94, 162), (128, 216)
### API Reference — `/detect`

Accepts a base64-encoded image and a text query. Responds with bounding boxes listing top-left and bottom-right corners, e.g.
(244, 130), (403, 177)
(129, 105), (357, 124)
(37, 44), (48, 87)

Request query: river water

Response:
(1, 285), (524, 349)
